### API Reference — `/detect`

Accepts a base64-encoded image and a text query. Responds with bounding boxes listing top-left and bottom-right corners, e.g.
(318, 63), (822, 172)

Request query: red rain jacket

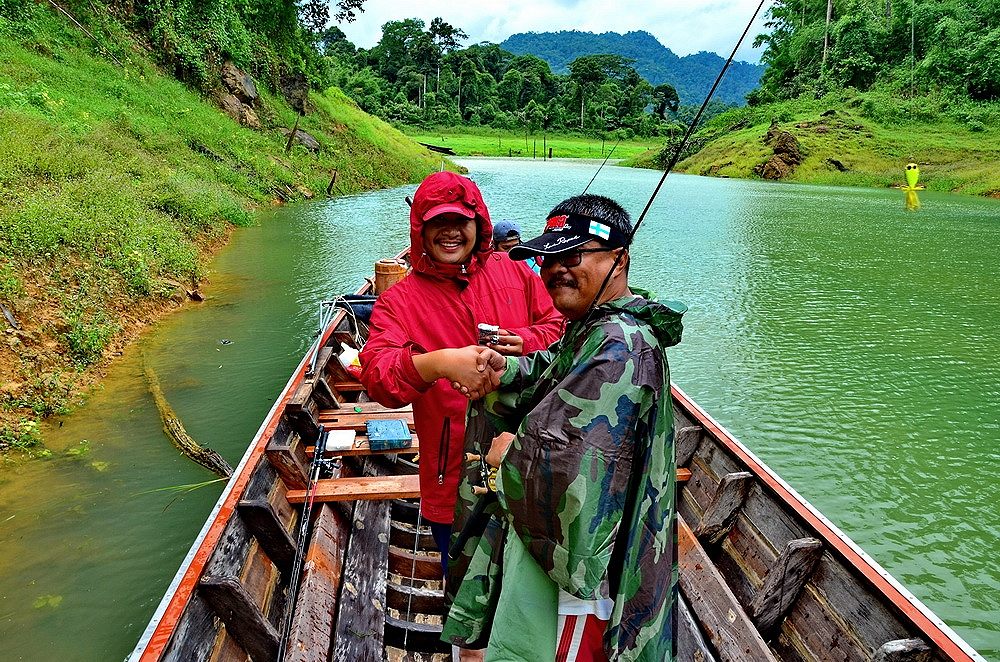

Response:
(360, 173), (563, 524)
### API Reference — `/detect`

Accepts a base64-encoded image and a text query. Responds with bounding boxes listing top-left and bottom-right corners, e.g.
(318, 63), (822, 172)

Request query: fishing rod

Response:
(581, 137), (622, 195)
(277, 425), (332, 659)
(450, 1), (770, 563)
(573, 0), (768, 336)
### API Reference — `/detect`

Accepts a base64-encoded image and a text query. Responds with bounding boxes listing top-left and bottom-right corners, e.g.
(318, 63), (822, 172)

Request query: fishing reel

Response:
(465, 452), (498, 496)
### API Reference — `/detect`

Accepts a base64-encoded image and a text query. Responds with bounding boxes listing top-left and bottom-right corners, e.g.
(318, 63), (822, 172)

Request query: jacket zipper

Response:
(438, 417), (451, 485)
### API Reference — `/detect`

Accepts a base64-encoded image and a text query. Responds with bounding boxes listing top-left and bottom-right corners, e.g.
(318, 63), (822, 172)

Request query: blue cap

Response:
(493, 219), (521, 242)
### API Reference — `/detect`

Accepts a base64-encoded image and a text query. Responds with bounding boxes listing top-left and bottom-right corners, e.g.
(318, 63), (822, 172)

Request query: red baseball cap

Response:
(411, 171), (483, 222)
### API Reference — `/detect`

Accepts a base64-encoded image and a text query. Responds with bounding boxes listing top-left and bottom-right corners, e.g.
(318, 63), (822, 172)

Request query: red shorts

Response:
(555, 614), (609, 662)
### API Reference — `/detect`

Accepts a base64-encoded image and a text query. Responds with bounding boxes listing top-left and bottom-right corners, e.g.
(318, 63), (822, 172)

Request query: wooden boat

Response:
(130, 259), (984, 662)
(418, 142), (457, 156)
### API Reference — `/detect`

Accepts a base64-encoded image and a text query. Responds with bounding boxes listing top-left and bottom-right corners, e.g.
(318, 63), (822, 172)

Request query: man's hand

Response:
(488, 328), (524, 356)
(430, 346), (504, 399)
(486, 432), (515, 468)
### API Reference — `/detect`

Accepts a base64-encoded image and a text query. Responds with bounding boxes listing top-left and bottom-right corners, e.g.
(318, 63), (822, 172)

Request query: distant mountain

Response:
(500, 30), (764, 107)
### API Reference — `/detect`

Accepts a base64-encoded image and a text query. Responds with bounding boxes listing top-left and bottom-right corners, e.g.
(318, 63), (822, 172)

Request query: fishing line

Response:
(277, 426), (330, 659)
(570, 0), (768, 338)
(581, 137), (623, 194)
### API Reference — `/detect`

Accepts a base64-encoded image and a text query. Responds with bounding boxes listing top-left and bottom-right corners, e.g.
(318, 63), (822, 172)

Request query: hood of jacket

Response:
(409, 171), (494, 279)
(601, 288), (686, 348)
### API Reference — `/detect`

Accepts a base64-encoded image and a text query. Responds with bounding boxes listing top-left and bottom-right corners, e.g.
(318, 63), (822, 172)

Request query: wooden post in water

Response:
(143, 361), (233, 478)
(284, 113), (302, 154)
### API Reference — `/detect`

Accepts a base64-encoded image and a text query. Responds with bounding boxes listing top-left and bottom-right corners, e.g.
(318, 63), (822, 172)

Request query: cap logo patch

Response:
(546, 215), (568, 231)
(589, 220), (611, 240)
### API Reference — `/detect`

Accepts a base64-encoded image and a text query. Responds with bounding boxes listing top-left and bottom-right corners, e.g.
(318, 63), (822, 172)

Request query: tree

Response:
(428, 17), (468, 54)
(373, 19), (425, 82)
(652, 83), (680, 118)
(298, 0), (367, 32)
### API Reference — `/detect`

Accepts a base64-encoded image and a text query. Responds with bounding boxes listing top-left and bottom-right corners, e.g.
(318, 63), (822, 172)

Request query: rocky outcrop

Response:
(219, 93), (260, 128)
(754, 122), (803, 180)
(280, 70), (310, 114)
(221, 61), (258, 106)
(218, 62), (261, 128)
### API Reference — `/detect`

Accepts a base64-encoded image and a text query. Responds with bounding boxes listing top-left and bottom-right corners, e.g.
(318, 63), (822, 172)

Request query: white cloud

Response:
(337, 0), (771, 62)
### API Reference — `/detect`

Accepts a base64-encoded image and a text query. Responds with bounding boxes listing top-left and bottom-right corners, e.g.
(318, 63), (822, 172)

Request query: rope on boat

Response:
(142, 359), (233, 478)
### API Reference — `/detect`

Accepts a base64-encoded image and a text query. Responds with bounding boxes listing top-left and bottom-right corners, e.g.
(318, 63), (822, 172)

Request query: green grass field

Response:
(402, 126), (665, 160)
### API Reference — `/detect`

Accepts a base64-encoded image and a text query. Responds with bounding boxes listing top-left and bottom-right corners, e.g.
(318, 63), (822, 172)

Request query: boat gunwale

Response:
(671, 383), (984, 662)
(129, 254), (395, 661)
(128, 243), (982, 661)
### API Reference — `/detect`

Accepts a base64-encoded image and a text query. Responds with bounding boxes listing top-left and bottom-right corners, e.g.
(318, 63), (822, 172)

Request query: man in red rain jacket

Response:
(359, 171), (563, 565)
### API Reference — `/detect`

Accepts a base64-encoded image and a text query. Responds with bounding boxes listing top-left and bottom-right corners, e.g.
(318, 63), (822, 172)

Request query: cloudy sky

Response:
(337, 0), (772, 62)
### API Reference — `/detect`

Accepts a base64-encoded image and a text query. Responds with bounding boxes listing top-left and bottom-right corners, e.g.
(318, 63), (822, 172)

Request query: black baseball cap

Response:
(508, 212), (630, 260)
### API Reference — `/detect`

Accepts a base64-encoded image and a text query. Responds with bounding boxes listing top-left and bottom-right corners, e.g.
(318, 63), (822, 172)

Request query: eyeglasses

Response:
(537, 247), (619, 268)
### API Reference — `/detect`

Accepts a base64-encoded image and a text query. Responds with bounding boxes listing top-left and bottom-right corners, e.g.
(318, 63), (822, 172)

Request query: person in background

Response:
(358, 171), (563, 661)
(442, 194), (686, 661)
(493, 218), (542, 275)
(492, 219), (522, 253)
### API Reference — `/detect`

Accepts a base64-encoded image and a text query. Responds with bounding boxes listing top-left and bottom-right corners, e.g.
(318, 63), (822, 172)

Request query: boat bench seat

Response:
(286, 475), (421, 504)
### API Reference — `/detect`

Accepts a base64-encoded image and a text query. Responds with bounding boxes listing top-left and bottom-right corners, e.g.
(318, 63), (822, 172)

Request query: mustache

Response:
(546, 277), (577, 289)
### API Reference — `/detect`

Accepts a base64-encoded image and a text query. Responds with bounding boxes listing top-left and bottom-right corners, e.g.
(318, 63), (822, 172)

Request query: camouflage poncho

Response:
(443, 290), (686, 661)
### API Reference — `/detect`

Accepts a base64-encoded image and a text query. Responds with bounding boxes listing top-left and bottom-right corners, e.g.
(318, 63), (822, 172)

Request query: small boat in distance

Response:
(129, 252), (984, 661)
(418, 142), (457, 156)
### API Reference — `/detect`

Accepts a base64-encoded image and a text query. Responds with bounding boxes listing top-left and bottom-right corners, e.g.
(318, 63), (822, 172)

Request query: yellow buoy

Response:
(905, 162), (920, 189)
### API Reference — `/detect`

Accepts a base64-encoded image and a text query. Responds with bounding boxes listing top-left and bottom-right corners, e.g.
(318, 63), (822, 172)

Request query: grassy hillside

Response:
(0, 7), (443, 455)
(626, 91), (1000, 196)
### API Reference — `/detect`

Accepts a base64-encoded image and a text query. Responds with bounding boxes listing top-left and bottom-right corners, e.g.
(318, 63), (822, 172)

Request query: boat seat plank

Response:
(306, 434), (421, 458)
(693, 471), (753, 545)
(750, 537), (823, 635)
(317, 410), (415, 431)
(385, 582), (445, 615)
(198, 575), (278, 662)
(286, 475), (421, 504)
(284, 504), (350, 662)
(387, 547), (441, 581)
(677, 514), (778, 662)
(331, 499), (390, 661)
(384, 614), (450, 654)
(389, 520), (439, 552)
(236, 499), (296, 575)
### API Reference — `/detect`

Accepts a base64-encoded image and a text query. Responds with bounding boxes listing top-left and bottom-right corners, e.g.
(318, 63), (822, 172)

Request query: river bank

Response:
(0, 7), (446, 457)
(626, 91), (1000, 197)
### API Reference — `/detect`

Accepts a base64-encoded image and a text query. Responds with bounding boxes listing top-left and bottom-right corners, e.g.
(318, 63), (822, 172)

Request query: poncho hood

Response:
(598, 287), (686, 348)
(409, 171), (494, 280)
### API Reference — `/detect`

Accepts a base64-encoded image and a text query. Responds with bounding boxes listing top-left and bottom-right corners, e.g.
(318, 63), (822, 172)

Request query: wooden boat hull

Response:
(130, 272), (983, 662)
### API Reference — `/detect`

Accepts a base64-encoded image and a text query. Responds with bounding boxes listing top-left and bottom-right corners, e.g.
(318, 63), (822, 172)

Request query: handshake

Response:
(412, 345), (508, 400)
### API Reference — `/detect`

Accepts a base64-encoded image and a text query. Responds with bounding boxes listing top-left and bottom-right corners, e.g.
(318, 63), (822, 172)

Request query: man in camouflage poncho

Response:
(442, 194), (686, 661)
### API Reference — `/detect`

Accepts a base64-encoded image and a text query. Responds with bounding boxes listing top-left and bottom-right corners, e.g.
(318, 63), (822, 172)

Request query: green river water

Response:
(0, 158), (997, 660)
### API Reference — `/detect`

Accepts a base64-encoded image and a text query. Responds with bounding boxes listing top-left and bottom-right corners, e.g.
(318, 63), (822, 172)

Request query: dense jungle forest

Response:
(752, 0), (1000, 105)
